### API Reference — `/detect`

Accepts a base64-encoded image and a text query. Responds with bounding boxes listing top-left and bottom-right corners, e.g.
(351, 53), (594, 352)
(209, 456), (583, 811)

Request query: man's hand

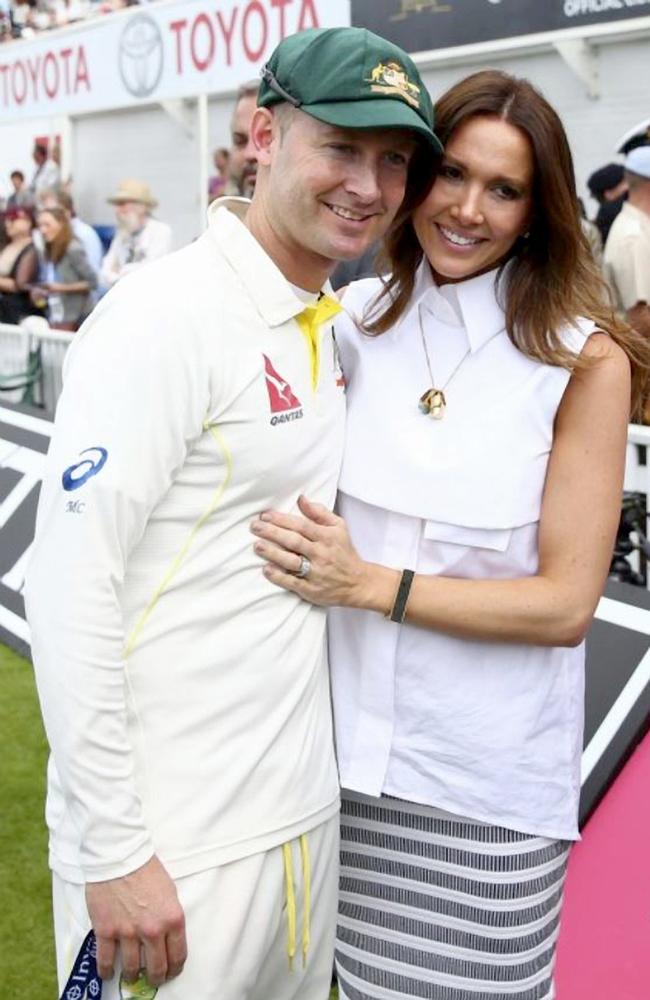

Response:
(85, 855), (187, 987)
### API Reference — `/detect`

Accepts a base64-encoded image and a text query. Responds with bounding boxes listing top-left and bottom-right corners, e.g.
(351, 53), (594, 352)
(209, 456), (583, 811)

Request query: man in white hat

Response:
(100, 178), (172, 288)
(25, 25), (440, 1000)
(604, 146), (650, 339)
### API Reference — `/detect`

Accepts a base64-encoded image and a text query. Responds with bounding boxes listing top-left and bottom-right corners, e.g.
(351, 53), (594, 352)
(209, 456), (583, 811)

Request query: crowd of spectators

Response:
(0, 0), (153, 42)
(0, 87), (260, 333)
(0, 141), (173, 330)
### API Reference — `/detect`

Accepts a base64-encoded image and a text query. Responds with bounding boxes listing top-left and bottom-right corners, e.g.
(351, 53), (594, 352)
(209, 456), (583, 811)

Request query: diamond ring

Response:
(296, 556), (311, 579)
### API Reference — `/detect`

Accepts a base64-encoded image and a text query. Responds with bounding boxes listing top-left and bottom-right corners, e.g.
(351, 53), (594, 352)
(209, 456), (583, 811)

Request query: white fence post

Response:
(0, 319), (71, 413)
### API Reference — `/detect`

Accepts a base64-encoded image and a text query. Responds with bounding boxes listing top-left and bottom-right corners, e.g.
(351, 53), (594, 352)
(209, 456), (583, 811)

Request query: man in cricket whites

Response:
(26, 26), (440, 1000)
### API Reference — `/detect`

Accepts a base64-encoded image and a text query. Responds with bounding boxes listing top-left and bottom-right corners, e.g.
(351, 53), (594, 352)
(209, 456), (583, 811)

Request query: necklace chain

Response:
(417, 302), (471, 419)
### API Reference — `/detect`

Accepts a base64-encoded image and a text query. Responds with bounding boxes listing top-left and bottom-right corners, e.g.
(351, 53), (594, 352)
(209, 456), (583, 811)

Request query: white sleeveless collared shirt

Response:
(329, 262), (595, 841)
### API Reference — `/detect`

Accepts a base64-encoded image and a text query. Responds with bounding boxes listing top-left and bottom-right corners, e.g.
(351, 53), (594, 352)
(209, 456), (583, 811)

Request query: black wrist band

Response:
(387, 569), (415, 624)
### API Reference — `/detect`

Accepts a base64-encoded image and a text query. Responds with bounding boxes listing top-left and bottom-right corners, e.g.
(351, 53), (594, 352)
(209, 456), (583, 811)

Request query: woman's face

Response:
(38, 211), (62, 244)
(5, 213), (32, 240)
(413, 114), (534, 283)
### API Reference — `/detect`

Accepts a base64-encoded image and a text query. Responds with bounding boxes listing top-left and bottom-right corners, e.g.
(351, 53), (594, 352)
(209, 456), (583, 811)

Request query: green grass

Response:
(0, 643), (57, 998)
(0, 642), (342, 999)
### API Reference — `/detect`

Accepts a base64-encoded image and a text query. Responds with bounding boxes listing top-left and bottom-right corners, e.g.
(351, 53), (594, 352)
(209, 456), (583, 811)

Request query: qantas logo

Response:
(263, 355), (304, 426)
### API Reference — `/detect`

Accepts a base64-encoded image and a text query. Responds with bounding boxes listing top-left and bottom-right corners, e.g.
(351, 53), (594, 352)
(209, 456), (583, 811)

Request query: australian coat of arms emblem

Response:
(366, 61), (422, 108)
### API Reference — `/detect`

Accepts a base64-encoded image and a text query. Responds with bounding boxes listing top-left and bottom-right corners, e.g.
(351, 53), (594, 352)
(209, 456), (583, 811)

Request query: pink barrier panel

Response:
(555, 731), (650, 998)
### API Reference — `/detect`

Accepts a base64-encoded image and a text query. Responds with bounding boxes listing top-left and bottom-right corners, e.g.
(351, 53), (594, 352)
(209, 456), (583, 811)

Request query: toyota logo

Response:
(119, 13), (164, 99)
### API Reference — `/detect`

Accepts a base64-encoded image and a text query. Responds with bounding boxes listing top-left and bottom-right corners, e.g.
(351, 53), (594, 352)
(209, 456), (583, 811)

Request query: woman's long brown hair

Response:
(39, 206), (73, 265)
(366, 70), (650, 419)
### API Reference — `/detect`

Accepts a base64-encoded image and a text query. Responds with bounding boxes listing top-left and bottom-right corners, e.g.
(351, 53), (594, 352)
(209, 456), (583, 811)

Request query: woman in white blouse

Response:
(252, 71), (649, 999)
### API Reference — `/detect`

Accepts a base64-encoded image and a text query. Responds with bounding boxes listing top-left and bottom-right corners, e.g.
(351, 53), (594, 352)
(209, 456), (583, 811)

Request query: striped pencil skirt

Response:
(335, 791), (571, 1000)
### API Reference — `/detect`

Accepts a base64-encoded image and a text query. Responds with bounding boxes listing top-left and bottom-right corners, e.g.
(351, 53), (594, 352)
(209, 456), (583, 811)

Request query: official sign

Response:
(351, 0), (650, 53)
(0, 0), (351, 123)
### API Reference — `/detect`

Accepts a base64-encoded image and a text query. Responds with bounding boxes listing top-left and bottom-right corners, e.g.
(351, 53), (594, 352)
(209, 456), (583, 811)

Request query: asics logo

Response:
(62, 447), (108, 492)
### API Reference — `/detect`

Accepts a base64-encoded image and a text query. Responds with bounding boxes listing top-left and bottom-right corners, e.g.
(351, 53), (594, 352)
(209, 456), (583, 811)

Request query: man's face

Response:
(261, 110), (416, 267)
(230, 94), (258, 197)
(214, 149), (228, 174)
(604, 179), (628, 202)
(10, 174), (23, 192)
(114, 200), (147, 233)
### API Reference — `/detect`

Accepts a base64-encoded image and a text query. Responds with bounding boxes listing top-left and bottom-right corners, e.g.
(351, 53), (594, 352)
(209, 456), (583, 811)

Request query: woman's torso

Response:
(45, 239), (92, 326)
(329, 264), (593, 840)
(0, 239), (41, 324)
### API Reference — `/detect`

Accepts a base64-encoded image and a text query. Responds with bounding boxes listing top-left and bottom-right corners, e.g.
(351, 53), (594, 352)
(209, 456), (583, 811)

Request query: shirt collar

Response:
(408, 257), (507, 354)
(207, 197), (335, 327)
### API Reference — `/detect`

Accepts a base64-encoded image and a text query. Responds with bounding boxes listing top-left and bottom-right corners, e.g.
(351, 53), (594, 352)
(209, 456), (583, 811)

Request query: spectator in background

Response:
(8, 0), (36, 38)
(208, 147), (230, 202)
(35, 205), (96, 330)
(604, 146), (650, 340)
(29, 142), (61, 199)
(0, 0), (11, 41)
(100, 178), (172, 288)
(37, 188), (104, 280)
(0, 206), (43, 324)
(227, 80), (259, 197)
(6, 170), (31, 209)
(578, 196), (603, 270)
(48, 0), (91, 29)
(588, 162), (628, 246)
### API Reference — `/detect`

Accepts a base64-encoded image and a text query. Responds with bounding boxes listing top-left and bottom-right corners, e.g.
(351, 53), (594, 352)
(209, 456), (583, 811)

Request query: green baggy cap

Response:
(258, 27), (442, 152)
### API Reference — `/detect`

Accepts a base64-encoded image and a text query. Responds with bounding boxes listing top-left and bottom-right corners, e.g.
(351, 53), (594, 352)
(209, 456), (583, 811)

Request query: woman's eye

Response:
(385, 152), (408, 168)
(495, 184), (520, 200)
(439, 164), (462, 180)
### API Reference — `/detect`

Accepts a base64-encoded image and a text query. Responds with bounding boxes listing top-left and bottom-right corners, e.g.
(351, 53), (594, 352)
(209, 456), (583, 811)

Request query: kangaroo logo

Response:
(262, 355), (304, 426)
(263, 355), (302, 412)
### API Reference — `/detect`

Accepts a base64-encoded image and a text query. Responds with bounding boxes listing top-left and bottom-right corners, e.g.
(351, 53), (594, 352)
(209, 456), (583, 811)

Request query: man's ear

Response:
(250, 108), (276, 167)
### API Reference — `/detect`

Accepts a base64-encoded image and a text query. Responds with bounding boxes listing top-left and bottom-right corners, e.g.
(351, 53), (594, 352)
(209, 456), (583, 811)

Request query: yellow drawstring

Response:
(282, 843), (297, 971)
(294, 295), (342, 390)
(282, 834), (312, 972)
(299, 834), (311, 968)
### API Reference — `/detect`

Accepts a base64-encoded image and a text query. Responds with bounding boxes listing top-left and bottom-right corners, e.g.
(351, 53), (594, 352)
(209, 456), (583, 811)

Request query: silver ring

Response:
(296, 556), (311, 579)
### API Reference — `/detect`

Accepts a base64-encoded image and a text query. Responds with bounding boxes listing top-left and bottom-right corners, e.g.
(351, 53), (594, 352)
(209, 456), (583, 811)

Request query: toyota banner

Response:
(0, 0), (351, 123)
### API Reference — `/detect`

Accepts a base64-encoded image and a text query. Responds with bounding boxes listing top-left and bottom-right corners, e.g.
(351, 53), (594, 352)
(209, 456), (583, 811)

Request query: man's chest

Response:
(168, 306), (346, 514)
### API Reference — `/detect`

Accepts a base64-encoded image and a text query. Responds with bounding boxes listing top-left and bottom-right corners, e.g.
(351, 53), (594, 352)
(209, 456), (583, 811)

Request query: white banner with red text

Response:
(0, 0), (351, 123)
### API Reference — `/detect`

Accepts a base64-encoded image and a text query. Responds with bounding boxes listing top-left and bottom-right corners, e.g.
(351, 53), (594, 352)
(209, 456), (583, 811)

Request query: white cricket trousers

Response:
(53, 814), (339, 1000)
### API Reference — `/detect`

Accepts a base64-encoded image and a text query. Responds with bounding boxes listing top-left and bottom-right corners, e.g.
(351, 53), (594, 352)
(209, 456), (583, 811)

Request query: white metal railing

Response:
(0, 318), (71, 414)
(624, 424), (650, 494)
(623, 425), (650, 588)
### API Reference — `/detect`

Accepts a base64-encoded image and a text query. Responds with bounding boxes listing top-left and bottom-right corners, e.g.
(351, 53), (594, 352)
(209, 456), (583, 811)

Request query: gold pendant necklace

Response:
(417, 302), (471, 420)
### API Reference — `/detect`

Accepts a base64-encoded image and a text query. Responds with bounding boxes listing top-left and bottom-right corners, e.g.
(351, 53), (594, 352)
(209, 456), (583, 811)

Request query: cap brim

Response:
(302, 98), (443, 153)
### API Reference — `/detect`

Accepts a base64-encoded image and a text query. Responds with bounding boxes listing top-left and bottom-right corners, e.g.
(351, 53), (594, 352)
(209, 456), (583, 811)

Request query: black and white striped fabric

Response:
(336, 792), (570, 1000)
